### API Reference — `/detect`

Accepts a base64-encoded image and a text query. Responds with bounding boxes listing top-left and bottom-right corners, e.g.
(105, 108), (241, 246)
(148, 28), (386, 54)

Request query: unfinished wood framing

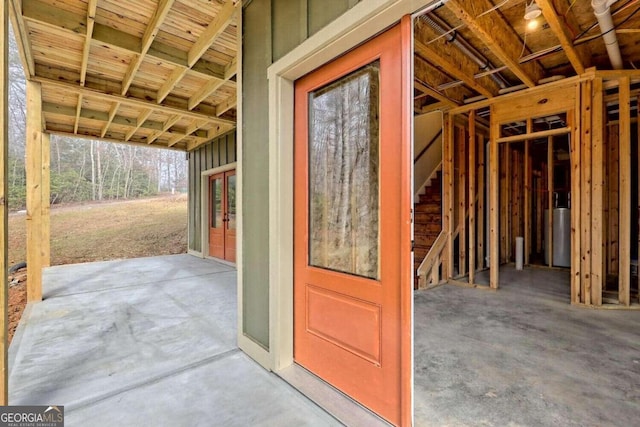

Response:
(468, 111), (476, 284)
(618, 77), (631, 306)
(26, 81), (49, 303)
(443, 114), (454, 279)
(458, 125), (467, 276)
(547, 136), (553, 268)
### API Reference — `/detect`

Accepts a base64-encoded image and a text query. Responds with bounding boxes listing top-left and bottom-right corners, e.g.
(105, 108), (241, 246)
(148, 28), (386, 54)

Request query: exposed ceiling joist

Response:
(20, 0), (227, 81)
(34, 75), (235, 127)
(216, 95), (237, 117)
(148, 115), (182, 144)
(80, 0), (98, 86)
(9, 0), (35, 77)
(414, 19), (498, 98)
(121, 0), (176, 95)
(414, 55), (467, 106)
(101, 102), (120, 138)
(157, 67), (189, 104)
(188, 0), (237, 67)
(74, 94), (83, 134)
(445, 0), (545, 87)
(537, 0), (589, 75)
(125, 109), (153, 141)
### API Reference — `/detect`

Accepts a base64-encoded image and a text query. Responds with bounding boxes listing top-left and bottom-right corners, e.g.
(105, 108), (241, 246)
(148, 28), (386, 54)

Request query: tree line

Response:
(7, 27), (187, 210)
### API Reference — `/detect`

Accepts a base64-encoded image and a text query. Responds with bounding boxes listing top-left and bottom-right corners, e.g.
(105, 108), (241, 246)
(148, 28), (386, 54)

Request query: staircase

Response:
(414, 169), (442, 288)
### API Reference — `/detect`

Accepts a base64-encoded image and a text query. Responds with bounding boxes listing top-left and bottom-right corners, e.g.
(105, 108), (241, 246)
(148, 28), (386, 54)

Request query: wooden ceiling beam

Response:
(216, 94), (237, 117)
(414, 19), (498, 98)
(188, 0), (237, 67)
(125, 109), (153, 141)
(9, 0), (35, 76)
(43, 102), (214, 140)
(187, 54), (236, 111)
(157, 67), (189, 104)
(445, 0), (544, 87)
(537, 0), (589, 75)
(121, 0), (176, 95)
(80, 0), (98, 86)
(148, 114), (182, 144)
(74, 94), (83, 134)
(101, 102), (121, 138)
(414, 56), (466, 106)
(35, 74), (235, 127)
(21, 0), (227, 81)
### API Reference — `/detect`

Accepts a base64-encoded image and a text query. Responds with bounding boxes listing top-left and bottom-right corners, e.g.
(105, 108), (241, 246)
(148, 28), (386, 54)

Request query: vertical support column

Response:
(547, 136), (554, 268)
(569, 103), (581, 303)
(618, 77), (631, 306)
(468, 111), (476, 284)
(0, 0), (9, 404)
(458, 126), (467, 277)
(581, 80), (593, 304)
(524, 138), (531, 266)
(41, 133), (51, 268)
(26, 80), (47, 302)
(477, 134), (485, 271)
(590, 78), (604, 306)
(490, 107), (499, 289)
(443, 114), (454, 279)
(637, 95), (640, 304)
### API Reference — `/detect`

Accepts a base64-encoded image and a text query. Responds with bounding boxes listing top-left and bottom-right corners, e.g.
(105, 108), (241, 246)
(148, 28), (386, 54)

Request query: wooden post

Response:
(443, 114), (454, 279)
(26, 81), (44, 302)
(468, 111), (476, 284)
(41, 132), (51, 268)
(570, 103), (581, 303)
(548, 135), (554, 268)
(0, 0), (9, 404)
(638, 95), (640, 304)
(618, 77), (631, 306)
(590, 78), (604, 306)
(524, 139), (531, 265)
(477, 134), (485, 271)
(490, 107), (499, 289)
(581, 80), (593, 304)
(458, 126), (467, 276)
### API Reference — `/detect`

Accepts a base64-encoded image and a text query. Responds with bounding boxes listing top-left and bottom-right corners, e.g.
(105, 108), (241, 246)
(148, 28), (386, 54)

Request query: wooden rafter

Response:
(537, 0), (589, 75)
(188, 0), (237, 67)
(170, 119), (207, 148)
(157, 67), (189, 104)
(8, 0), (34, 77)
(74, 94), (82, 134)
(414, 19), (498, 98)
(445, 0), (544, 87)
(121, 0), (176, 95)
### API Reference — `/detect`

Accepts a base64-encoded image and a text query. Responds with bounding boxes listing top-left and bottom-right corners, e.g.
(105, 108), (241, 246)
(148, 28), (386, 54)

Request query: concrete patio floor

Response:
(9, 255), (340, 426)
(415, 266), (640, 427)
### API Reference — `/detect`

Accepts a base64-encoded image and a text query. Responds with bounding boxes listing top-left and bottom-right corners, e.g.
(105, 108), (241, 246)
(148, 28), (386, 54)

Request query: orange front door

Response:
(209, 170), (236, 262)
(294, 20), (412, 426)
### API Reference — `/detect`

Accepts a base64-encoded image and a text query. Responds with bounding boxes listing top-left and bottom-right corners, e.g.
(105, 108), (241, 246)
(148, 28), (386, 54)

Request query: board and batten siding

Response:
(241, 0), (361, 350)
(188, 131), (236, 254)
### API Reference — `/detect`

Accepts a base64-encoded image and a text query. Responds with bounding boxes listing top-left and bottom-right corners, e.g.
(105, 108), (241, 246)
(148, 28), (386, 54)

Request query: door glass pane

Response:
(227, 174), (236, 229)
(308, 61), (380, 279)
(211, 178), (222, 228)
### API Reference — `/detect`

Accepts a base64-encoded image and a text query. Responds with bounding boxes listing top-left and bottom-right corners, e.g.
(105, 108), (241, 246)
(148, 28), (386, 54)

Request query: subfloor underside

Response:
(415, 266), (640, 426)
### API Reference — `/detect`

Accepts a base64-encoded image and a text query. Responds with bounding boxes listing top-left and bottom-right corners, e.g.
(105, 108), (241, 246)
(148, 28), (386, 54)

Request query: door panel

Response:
(209, 174), (224, 259)
(209, 170), (236, 262)
(224, 171), (236, 262)
(294, 21), (411, 426)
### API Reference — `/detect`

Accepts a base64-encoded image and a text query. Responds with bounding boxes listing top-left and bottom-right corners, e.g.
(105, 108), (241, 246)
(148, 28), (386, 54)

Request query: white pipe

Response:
(515, 237), (524, 270)
(592, 0), (623, 69)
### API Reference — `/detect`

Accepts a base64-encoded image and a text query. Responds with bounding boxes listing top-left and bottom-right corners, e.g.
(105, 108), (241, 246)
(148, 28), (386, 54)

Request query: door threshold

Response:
(276, 363), (393, 427)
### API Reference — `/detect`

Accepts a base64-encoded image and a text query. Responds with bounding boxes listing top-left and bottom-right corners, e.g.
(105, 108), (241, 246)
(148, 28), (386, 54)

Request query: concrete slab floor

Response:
(415, 266), (640, 427)
(9, 255), (340, 427)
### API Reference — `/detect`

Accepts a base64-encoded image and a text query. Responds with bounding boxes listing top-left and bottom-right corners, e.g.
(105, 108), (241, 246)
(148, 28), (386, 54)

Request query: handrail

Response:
(417, 230), (447, 279)
(414, 128), (442, 165)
